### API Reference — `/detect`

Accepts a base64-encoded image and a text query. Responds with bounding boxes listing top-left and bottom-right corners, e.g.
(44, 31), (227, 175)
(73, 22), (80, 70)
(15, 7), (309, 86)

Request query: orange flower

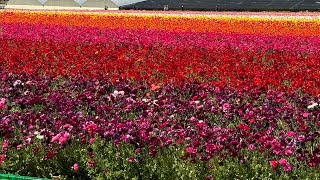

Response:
(151, 84), (160, 91)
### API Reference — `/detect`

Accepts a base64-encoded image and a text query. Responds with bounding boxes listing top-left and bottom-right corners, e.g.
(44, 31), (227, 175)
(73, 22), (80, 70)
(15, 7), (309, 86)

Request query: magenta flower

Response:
(73, 163), (79, 171)
(286, 131), (296, 137)
(283, 164), (293, 172)
(0, 98), (7, 110)
(222, 103), (230, 112)
(51, 133), (62, 143)
(285, 149), (293, 156)
(186, 147), (197, 154)
(58, 132), (70, 145)
(279, 158), (288, 166)
(248, 144), (256, 151)
(89, 138), (95, 144)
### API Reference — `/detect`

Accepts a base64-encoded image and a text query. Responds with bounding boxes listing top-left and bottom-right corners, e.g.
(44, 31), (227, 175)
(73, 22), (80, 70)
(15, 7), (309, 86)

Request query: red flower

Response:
(191, 96), (198, 101)
(269, 160), (278, 168)
(237, 123), (250, 131)
(88, 160), (95, 167)
(253, 77), (262, 86)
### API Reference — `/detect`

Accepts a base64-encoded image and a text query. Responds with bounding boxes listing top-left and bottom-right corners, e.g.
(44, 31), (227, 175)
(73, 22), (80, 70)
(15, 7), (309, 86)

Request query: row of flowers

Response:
(0, 71), (320, 171)
(1, 11), (320, 36)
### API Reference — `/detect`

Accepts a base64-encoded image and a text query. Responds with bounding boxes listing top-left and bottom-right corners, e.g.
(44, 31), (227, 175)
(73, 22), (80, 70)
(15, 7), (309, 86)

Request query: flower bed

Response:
(0, 10), (320, 179)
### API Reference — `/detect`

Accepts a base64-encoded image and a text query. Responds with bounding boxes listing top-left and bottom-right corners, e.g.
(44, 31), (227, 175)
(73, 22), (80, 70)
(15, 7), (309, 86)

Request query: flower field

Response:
(0, 10), (320, 179)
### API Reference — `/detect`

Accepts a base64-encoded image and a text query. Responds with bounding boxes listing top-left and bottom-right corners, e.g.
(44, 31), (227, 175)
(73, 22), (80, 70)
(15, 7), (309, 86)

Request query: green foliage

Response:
(2, 136), (320, 179)
(89, 137), (208, 180)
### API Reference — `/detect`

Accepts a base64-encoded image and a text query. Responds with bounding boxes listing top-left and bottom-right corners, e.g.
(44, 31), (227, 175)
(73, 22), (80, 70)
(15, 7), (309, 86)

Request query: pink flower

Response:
(134, 148), (141, 154)
(89, 138), (95, 144)
(186, 147), (197, 154)
(0, 154), (6, 165)
(279, 158), (287, 166)
(51, 133), (62, 143)
(248, 144), (256, 151)
(127, 156), (137, 163)
(285, 149), (293, 156)
(0, 98), (7, 110)
(2, 140), (9, 152)
(222, 103), (230, 112)
(73, 163), (79, 171)
(302, 113), (309, 117)
(269, 160), (278, 168)
(286, 131), (296, 137)
(58, 132), (70, 145)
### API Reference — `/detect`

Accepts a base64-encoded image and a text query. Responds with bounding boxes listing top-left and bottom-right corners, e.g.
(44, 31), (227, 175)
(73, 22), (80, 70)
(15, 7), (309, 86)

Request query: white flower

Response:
(307, 103), (318, 109)
(113, 90), (119, 97)
(13, 80), (22, 87)
(23, 91), (31, 96)
(36, 134), (44, 140)
(152, 100), (158, 106)
(112, 90), (124, 97)
(118, 91), (125, 96)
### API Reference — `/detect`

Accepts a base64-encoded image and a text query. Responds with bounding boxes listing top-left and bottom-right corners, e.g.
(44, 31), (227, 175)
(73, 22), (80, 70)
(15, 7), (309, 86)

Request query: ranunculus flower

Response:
(73, 163), (79, 171)
(279, 158), (288, 166)
(237, 123), (250, 131)
(127, 156), (137, 163)
(0, 154), (6, 165)
(285, 149), (293, 156)
(186, 147), (197, 154)
(248, 144), (256, 150)
(307, 102), (318, 109)
(51, 133), (62, 143)
(0, 98), (7, 110)
(1, 140), (9, 152)
(222, 103), (230, 112)
(286, 131), (296, 137)
(88, 160), (95, 167)
(58, 132), (70, 145)
(89, 138), (95, 144)
(269, 160), (278, 168)
(302, 112), (309, 118)
(283, 163), (293, 172)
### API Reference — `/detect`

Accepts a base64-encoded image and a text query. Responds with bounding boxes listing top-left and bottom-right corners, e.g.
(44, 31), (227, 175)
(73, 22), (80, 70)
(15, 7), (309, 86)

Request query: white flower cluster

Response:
(307, 102), (319, 109)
